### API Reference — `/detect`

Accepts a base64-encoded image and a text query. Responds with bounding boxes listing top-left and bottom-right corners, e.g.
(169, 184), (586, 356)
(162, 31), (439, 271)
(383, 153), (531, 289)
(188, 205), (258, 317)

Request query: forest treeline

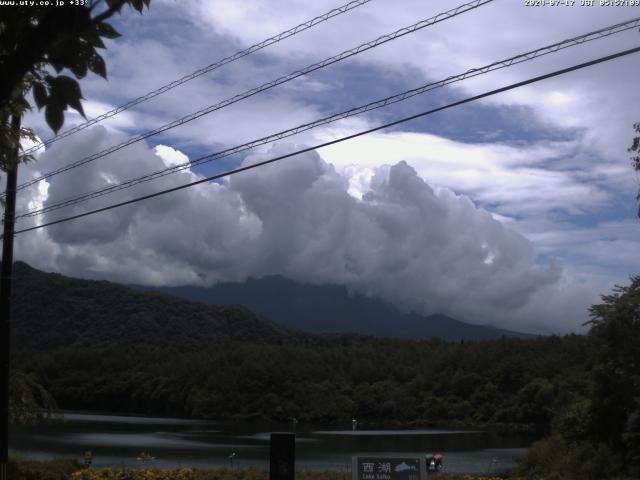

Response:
(15, 335), (589, 432)
(14, 260), (589, 431)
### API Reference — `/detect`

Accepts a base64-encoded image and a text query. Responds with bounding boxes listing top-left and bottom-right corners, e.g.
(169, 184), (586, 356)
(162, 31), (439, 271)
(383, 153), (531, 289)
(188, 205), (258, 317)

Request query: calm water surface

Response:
(10, 413), (534, 474)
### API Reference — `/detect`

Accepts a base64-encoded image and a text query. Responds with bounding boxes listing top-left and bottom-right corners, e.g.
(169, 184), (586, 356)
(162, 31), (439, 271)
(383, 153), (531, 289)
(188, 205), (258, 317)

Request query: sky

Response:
(8, 0), (640, 334)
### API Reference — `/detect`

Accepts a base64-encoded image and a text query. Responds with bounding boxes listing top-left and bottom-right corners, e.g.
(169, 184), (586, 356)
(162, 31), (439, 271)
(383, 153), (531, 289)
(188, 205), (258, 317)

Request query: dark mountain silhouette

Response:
(9, 261), (531, 351)
(136, 275), (533, 341)
(10, 262), (311, 351)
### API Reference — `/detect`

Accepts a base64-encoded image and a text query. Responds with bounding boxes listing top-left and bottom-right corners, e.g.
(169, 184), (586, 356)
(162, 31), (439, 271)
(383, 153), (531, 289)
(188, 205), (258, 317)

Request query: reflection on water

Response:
(313, 430), (477, 436)
(40, 432), (214, 449)
(9, 412), (535, 474)
(61, 413), (208, 425)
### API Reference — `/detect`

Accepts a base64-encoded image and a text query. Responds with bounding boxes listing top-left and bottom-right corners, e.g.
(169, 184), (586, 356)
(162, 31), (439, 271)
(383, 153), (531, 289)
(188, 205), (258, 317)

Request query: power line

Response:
(16, 16), (640, 219)
(8, 0), (495, 196)
(11, 45), (640, 237)
(20, 0), (375, 156)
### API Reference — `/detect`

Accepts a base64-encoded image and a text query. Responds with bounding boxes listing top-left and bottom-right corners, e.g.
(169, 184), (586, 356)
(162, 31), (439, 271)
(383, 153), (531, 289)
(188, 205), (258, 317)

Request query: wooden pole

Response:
(0, 114), (21, 480)
(270, 432), (295, 480)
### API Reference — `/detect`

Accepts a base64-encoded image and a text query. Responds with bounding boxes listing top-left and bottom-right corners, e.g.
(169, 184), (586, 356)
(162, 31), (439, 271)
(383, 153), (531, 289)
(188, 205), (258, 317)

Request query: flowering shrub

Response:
(69, 469), (509, 480)
(70, 468), (269, 480)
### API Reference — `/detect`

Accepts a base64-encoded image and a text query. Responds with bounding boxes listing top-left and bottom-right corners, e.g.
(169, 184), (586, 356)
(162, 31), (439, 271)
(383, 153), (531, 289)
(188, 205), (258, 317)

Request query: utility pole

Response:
(0, 114), (21, 480)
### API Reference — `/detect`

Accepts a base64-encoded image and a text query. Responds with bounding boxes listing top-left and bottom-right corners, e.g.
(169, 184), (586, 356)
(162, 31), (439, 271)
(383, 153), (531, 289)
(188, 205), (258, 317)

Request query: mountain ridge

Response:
(9, 261), (533, 347)
(133, 275), (534, 341)
(10, 261), (313, 350)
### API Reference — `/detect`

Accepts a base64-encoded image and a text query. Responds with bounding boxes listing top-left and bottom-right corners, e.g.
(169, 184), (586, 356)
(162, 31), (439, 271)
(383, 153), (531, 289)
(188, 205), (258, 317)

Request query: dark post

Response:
(270, 432), (295, 480)
(0, 114), (20, 480)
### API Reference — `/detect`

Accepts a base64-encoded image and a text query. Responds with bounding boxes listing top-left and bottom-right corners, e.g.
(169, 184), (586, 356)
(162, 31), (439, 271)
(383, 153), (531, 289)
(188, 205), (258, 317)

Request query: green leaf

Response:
(105, 0), (126, 10)
(48, 40), (84, 77)
(49, 76), (85, 118)
(68, 61), (89, 79)
(19, 126), (38, 145)
(95, 22), (121, 39)
(88, 52), (107, 79)
(16, 96), (31, 112)
(66, 41), (93, 79)
(44, 104), (64, 134)
(32, 82), (48, 110)
(48, 56), (65, 73)
(52, 75), (81, 100)
(73, 5), (92, 28)
(129, 0), (144, 12)
(82, 30), (106, 49)
(67, 93), (85, 118)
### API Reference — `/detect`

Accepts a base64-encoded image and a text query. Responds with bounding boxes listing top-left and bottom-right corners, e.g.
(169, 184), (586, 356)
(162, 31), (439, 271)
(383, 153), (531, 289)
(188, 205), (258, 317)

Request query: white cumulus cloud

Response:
(6, 130), (582, 333)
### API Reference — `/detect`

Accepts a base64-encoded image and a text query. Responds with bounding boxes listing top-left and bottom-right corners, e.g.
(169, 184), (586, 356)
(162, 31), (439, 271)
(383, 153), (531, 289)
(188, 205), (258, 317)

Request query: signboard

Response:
(352, 456), (426, 480)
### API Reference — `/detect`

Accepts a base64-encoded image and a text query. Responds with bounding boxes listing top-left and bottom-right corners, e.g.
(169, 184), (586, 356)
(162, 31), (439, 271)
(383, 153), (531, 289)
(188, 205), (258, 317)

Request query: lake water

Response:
(10, 413), (534, 475)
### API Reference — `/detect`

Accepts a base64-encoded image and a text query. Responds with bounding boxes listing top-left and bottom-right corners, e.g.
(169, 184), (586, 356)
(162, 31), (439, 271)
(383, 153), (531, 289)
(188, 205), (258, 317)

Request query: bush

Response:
(517, 434), (625, 480)
(8, 455), (79, 480)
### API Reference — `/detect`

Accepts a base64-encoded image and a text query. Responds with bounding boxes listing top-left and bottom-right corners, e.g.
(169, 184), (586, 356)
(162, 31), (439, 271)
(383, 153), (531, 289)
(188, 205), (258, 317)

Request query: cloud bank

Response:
(8, 128), (585, 333)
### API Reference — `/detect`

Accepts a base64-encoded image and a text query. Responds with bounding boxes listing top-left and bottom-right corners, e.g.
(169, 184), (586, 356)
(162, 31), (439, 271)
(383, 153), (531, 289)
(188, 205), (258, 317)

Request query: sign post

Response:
(270, 432), (295, 480)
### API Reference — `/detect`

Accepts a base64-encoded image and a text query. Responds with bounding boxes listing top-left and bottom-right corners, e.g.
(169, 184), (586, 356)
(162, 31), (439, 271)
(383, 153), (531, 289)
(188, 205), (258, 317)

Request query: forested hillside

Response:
(10, 262), (591, 433)
(10, 262), (310, 349)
